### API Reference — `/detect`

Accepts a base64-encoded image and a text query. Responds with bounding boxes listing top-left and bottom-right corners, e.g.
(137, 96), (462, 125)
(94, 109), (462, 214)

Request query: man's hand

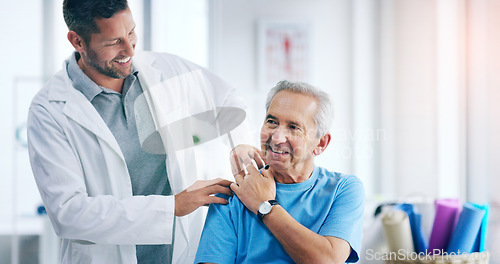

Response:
(230, 164), (276, 214)
(174, 178), (233, 217)
(230, 144), (265, 176)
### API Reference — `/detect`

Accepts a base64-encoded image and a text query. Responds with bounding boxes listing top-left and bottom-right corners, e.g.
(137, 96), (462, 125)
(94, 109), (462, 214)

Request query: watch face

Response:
(259, 201), (272, 215)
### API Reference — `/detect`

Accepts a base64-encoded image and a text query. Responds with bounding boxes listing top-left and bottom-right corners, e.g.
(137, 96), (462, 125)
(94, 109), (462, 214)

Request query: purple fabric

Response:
(428, 198), (461, 253)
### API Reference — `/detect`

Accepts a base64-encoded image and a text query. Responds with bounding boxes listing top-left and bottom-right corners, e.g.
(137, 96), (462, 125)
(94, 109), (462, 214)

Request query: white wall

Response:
(463, 0), (500, 257)
(390, 0), (440, 199)
(383, 0), (500, 204)
(466, 0), (500, 205)
(489, 1), (500, 207)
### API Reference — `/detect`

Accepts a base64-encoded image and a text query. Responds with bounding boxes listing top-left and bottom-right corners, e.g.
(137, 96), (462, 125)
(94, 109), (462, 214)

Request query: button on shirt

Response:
(66, 52), (173, 264)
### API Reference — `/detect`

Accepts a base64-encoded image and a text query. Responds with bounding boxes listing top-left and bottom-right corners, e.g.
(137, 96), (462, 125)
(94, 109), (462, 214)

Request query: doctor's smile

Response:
(114, 56), (132, 65)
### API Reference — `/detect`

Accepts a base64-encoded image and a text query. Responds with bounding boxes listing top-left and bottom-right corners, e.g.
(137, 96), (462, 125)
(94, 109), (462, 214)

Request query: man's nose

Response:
(122, 38), (135, 57)
(270, 127), (287, 144)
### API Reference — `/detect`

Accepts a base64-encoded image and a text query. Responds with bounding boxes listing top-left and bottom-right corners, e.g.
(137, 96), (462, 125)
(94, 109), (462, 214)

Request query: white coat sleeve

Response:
(27, 104), (174, 245)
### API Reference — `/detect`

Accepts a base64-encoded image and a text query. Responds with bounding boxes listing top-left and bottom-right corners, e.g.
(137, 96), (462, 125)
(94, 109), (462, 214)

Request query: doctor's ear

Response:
(313, 133), (331, 156)
(67, 31), (86, 52)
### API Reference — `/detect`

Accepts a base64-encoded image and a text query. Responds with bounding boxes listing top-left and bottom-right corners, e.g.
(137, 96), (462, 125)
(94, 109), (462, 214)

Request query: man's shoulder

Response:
(207, 193), (249, 224)
(222, 193), (246, 211)
(316, 167), (364, 196)
(30, 69), (70, 109)
(317, 167), (361, 184)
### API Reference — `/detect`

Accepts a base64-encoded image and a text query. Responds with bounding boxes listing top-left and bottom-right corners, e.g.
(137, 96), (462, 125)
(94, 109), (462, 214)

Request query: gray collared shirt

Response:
(66, 52), (172, 264)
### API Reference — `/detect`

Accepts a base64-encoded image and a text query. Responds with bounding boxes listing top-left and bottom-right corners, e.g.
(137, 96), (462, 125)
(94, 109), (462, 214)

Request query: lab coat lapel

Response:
(48, 69), (126, 162)
(63, 93), (125, 162)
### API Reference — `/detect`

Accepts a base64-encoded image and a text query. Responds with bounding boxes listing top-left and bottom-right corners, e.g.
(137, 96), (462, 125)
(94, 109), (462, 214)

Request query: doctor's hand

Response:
(230, 164), (276, 215)
(174, 178), (233, 217)
(230, 144), (265, 177)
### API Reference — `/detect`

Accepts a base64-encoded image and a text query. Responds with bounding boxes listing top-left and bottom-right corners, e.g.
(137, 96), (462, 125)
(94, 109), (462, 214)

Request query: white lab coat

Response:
(27, 51), (250, 264)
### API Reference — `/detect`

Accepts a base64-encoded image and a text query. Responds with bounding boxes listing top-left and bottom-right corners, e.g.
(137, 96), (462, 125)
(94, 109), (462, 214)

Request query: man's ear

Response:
(313, 133), (331, 156)
(67, 31), (86, 53)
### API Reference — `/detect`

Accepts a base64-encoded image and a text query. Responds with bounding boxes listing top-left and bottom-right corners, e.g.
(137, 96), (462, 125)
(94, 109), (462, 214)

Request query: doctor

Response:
(27, 0), (250, 263)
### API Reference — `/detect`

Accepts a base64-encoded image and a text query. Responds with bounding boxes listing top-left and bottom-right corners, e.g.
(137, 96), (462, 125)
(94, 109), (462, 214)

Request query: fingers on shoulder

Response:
(217, 179), (233, 187)
(211, 195), (231, 205)
(230, 182), (240, 193)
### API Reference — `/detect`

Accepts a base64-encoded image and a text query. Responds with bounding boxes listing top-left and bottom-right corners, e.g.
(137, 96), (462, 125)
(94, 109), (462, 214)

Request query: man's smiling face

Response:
(79, 7), (137, 81)
(260, 90), (321, 174)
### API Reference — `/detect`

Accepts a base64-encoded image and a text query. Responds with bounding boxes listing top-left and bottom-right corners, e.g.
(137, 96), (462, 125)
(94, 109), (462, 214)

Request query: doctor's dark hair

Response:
(63, 0), (129, 44)
(265, 80), (334, 138)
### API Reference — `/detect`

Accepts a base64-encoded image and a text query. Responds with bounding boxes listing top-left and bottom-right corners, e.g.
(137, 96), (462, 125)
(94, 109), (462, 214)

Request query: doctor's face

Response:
(80, 8), (137, 79)
(260, 90), (321, 173)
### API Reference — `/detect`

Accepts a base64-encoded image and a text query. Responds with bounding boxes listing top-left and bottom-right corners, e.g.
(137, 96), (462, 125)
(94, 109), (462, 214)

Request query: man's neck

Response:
(272, 163), (315, 184)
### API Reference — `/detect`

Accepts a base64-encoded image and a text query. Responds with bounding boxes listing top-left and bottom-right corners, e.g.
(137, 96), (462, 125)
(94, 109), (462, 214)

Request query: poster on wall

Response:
(257, 20), (310, 90)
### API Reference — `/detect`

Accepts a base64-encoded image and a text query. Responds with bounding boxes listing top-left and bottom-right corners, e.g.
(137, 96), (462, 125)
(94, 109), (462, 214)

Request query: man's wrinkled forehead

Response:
(266, 91), (318, 126)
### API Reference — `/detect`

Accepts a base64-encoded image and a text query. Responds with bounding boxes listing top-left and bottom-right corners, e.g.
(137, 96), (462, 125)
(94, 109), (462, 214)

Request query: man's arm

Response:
(262, 204), (351, 264)
(230, 165), (352, 264)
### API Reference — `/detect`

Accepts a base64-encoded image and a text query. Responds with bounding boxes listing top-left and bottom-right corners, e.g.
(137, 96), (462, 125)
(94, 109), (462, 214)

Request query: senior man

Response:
(195, 80), (365, 264)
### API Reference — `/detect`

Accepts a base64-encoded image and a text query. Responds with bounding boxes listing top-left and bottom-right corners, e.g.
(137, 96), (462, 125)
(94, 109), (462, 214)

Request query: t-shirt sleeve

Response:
(195, 195), (239, 264)
(318, 175), (365, 263)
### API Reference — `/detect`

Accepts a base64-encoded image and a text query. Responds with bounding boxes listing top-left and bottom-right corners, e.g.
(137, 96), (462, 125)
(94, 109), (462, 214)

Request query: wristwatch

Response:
(257, 200), (279, 221)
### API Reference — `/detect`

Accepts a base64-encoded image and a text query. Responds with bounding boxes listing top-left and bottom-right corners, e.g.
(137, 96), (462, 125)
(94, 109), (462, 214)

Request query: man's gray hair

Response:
(265, 80), (334, 138)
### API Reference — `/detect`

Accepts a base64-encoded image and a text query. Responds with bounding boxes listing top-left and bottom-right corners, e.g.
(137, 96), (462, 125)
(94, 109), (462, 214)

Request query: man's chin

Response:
(108, 69), (132, 79)
(103, 61), (133, 79)
(116, 66), (133, 78)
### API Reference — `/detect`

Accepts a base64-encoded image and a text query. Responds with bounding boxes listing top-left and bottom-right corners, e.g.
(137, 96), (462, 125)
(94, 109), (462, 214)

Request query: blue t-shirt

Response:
(195, 166), (365, 264)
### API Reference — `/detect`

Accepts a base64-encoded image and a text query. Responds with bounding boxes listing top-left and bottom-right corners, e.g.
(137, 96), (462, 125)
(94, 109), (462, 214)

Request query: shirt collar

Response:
(66, 51), (139, 101)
